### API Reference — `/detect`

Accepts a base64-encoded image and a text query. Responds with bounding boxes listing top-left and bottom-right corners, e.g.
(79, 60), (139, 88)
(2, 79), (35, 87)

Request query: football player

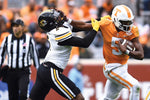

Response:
(27, 9), (100, 100)
(100, 5), (144, 100)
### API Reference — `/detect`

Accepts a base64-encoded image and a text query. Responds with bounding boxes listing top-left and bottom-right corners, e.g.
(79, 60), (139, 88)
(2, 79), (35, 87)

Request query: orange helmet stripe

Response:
(122, 5), (131, 18)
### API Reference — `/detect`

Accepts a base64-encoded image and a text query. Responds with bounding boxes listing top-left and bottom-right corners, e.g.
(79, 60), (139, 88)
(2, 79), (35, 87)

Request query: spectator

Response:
(97, 0), (113, 17)
(62, 0), (83, 20)
(0, 15), (10, 46)
(143, 34), (150, 58)
(58, 0), (70, 16)
(37, 33), (49, 59)
(68, 63), (84, 92)
(20, 0), (39, 34)
(70, 47), (80, 64)
(0, 1), (13, 31)
(80, 0), (97, 21)
(143, 0), (150, 11)
(43, 0), (57, 11)
(33, 31), (41, 44)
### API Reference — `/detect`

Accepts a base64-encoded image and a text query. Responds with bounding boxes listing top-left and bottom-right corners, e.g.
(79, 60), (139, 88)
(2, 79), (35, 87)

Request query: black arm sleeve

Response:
(58, 30), (97, 48)
(72, 27), (84, 32)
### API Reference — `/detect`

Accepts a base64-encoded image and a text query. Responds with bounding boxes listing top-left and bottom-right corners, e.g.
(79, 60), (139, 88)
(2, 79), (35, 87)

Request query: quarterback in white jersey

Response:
(28, 9), (100, 100)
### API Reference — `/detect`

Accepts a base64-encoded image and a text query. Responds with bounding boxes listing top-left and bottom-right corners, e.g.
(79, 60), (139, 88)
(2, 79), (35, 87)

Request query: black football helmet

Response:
(38, 9), (65, 32)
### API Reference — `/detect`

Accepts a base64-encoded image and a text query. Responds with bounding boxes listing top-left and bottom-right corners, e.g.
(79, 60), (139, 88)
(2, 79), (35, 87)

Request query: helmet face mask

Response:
(118, 20), (133, 32)
(38, 9), (65, 32)
(111, 5), (134, 32)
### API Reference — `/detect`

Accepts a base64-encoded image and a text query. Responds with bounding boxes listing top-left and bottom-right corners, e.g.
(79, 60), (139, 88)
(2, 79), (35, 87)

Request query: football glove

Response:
(91, 18), (100, 32)
(0, 65), (9, 78)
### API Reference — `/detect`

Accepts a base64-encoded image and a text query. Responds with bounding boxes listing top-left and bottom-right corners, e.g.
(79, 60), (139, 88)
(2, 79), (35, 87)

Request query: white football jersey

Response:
(44, 22), (73, 69)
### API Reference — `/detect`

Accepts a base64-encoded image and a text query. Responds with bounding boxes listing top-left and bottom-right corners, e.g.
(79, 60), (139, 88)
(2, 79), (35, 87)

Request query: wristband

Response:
(68, 18), (72, 24)
(125, 50), (130, 55)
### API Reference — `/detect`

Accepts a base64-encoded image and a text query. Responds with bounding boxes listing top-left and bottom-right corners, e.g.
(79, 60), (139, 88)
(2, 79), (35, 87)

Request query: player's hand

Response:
(118, 40), (127, 54)
(57, 9), (68, 21)
(91, 18), (100, 32)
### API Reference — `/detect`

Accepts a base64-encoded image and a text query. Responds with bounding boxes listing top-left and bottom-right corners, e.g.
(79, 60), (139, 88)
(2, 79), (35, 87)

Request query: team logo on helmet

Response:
(38, 9), (66, 32)
(39, 19), (47, 27)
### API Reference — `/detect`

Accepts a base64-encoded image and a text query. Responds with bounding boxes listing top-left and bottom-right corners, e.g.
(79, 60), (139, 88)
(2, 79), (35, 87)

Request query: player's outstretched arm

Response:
(58, 9), (94, 32)
(70, 19), (92, 31)
(58, 18), (100, 48)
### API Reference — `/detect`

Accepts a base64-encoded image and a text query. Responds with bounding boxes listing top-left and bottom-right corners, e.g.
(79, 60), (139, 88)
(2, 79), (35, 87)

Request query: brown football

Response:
(120, 39), (135, 51)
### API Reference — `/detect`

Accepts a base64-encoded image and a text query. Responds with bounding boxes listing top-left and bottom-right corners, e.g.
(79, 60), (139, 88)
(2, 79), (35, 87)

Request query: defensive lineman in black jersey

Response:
(28, 9), (99, 100)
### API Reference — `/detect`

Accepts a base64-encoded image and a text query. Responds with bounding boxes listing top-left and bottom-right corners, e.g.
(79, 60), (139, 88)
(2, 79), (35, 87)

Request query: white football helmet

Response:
(111, 5), (134, 32)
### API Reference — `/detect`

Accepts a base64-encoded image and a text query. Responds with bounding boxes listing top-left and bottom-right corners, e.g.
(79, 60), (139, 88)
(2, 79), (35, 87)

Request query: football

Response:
(120, 39), (135, 51)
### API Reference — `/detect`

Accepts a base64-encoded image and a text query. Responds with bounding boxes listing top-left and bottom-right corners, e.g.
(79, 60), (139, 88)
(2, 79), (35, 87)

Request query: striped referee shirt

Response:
(0, 33), (40, 69)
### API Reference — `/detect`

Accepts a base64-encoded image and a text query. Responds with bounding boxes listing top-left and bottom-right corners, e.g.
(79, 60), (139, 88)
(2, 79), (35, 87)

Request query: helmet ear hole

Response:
(114, 18), (116, 22)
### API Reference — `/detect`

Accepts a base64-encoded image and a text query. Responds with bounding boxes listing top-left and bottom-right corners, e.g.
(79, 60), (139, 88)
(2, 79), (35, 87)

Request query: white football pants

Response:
(103, 63), (140, 100)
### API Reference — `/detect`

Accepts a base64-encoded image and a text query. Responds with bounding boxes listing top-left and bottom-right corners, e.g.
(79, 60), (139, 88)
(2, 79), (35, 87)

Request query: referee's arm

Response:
(0, 37), (7, 68)
(30, 38), (40, 69)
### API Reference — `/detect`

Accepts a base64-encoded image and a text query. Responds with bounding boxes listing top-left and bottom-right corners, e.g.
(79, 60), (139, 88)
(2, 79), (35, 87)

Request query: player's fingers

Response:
(91, 18), (94, 23)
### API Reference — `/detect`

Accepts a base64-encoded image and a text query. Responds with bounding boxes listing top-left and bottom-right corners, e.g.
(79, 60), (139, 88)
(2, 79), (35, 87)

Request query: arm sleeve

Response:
(30, 37), (40, 69)
(58, 30), (97, 48)
(0, 37), (7, 68)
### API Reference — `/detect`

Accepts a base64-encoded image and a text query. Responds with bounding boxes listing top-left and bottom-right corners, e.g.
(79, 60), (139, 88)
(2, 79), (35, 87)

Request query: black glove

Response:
(0, 65), (9, 82)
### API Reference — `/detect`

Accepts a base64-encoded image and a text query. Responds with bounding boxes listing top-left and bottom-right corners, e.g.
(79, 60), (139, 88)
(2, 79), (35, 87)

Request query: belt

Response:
(42, 62), (63, 72)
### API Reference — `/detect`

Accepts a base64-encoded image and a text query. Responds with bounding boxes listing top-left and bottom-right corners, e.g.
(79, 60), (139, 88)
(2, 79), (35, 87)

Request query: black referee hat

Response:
(12, 19), (24, 27)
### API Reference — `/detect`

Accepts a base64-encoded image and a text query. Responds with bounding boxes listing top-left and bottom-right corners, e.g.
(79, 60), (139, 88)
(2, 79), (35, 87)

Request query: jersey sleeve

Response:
(128, 25), (139, 40)
(54, 28), (73, 42)
(132, 26), (139, 37)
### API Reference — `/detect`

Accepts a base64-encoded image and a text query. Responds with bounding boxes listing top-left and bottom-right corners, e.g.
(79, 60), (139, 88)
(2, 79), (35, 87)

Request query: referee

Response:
(0, 19), (40, 100)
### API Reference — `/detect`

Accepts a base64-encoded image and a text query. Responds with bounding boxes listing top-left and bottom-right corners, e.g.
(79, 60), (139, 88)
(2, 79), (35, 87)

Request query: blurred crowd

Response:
(0, 0), (150, 61)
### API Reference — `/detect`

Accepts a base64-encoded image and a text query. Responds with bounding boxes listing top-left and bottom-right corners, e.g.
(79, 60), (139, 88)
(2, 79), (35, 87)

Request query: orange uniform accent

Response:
(103, 65), (133, 90)
(109, 70), (133, 90)
(121, 5), (131, 18)
(100, 16), (139, 64)
(0, 32), (10, 46)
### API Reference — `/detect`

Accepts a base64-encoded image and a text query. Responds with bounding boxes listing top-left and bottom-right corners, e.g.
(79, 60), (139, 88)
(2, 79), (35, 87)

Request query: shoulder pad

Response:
(52, 27), (72, 42)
